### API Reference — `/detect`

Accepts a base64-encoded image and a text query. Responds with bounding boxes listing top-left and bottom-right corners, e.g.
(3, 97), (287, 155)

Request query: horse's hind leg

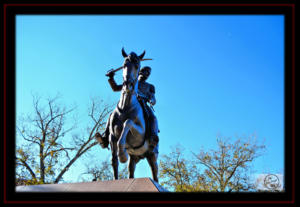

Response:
(146, 152), (159, 183)
(110, 136), (119, 180)
(128, 155), (140, 179)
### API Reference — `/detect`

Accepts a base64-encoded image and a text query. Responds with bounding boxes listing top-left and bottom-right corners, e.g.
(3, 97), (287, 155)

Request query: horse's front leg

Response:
(117, 119), (132, 163)
(118, 119), (144, 163)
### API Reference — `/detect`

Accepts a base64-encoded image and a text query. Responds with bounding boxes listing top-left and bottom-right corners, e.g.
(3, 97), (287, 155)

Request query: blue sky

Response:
(16, 15), (284, 182)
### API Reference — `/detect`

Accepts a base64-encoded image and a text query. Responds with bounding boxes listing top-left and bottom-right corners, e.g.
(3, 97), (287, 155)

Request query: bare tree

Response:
(16, 94), (113, 185)
(80, 159), (128, 182)
(193, 135), (265, 192)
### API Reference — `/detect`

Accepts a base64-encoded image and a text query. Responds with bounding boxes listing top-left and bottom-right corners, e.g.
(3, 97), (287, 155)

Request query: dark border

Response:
(2, 3), (295, 205)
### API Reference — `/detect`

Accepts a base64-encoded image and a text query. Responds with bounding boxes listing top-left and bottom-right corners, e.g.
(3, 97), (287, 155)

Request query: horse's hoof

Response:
(119, 156), (128, 163)
(118, 152), (128, 163)
(118, 148), (128, 163)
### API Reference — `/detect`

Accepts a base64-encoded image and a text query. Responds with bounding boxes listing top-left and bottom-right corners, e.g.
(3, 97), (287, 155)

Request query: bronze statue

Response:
(95, 48), (159, 182)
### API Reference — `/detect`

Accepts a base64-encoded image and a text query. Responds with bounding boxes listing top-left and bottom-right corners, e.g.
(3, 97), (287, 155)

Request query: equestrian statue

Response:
(95, 48), (159, 182)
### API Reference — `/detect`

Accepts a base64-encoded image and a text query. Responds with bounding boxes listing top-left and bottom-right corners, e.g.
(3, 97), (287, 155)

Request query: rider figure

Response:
(95, 66), (159, 151)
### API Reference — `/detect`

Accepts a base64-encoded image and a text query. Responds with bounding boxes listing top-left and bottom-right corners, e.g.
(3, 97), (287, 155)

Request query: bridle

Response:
(122, 62), (140, 96)
(119, 48), (146, 96)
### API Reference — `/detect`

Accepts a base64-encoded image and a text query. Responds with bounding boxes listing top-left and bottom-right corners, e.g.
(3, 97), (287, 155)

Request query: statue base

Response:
(15, 178), (168, 192)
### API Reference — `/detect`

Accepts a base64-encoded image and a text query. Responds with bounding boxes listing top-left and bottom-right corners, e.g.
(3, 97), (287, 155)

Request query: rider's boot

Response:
(149, 134), (159, 151)
(95, 128), (109, 149)
(148, 117), (159, 152)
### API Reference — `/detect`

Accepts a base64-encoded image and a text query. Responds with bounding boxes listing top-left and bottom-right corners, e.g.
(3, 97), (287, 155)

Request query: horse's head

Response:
(121, 48), (145, 93)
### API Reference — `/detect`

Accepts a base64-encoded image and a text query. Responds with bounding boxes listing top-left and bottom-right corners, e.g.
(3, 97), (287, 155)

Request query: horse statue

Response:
(106, 48), (159, 182)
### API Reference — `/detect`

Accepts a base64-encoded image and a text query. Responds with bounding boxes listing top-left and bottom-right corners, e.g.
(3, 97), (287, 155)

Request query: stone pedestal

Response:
(15, 178), (168, 192)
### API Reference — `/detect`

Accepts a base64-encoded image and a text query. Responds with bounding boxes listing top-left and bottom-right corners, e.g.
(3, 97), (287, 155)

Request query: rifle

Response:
(105, 58), (153, 76)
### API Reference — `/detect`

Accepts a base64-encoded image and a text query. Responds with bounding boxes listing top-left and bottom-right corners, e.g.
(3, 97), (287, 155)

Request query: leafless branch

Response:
(16, 157), (37, 181)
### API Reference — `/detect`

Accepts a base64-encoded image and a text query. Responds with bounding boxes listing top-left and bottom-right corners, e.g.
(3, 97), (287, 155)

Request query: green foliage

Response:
(159, 135), (266, 192)
(159, 145), (208, 192)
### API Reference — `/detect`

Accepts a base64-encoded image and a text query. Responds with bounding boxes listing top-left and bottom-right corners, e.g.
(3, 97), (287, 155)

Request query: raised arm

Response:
(106, 71), (122, 92)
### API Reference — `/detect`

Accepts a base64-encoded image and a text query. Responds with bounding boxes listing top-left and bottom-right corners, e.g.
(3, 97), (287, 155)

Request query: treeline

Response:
(16, 95), (276, 192)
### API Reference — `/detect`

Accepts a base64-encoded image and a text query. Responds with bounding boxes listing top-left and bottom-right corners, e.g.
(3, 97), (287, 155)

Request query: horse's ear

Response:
(122, 47), (128, 58)
(139, 50), (146, 60)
